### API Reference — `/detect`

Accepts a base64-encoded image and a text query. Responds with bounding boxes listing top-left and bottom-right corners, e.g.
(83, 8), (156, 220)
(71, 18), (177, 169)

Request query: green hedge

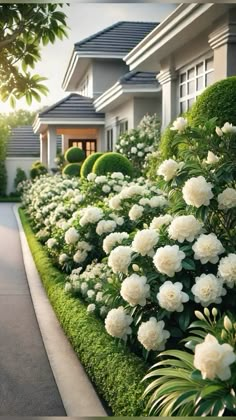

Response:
(19, 209), (148, 416)
(93, 152), (133, 177)
(62, 163), (81, 177)
(80, 152), (103, 178)
(65, 147), (85, 163)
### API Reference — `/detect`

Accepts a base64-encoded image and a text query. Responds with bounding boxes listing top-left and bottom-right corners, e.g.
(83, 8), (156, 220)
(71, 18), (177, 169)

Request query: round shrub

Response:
(32, 160), (42, 168)
(80, 152), (103, 178)
(30, 163), (47, 180)
(65, 147), (85, 163)
(14, 168), (27, 190)
(189, 76), (236, 127)
(63, 163), (81, 177)
(92, 152), (133, 177)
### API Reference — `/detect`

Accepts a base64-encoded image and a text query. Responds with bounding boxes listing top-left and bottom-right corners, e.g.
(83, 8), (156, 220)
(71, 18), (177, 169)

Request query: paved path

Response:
(0, 204), (65, 416)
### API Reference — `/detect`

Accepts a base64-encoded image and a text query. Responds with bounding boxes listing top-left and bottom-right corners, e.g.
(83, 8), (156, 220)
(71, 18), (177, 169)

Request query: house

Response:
(33, 21), (161, 169)
(125, 3), (236, 128)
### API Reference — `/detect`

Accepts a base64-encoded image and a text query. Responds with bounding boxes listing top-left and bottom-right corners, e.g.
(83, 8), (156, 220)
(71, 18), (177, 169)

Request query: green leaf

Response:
(191, 369), (203, 381)
(182, 258), (196, 271)
(200, 384), (224, 398)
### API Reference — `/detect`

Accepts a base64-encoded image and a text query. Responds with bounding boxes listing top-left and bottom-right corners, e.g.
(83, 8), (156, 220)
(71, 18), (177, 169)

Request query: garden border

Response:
(14, 204), (107, 417)
(16, 206), (149, 416)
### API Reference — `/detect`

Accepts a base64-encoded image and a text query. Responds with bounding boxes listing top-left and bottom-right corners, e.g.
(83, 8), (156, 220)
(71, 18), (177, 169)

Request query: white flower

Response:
(170, 117), (187, 133)
(157, 159), (179, 181)
(95, 175), (107, 184)
(96, 220), (116, 236)
(73, 249), (87, 264)
(131, 147), (137, 154)
(64, 282), (72, 293)
(87, 303), (96, 313)
(168, 215), (202, 243)
(137, 143), (144, 149)
(157, 281), (189, 312)
(205, 151), (219, 164)
(87, 173), (97, 182)
(105, 306), (133, 340)
(221, 122), (236, 134)
(96, 291), (104, 302)
(74, 195), (84, 204)
(108, 246), (133, 273)
(149, 196), (168, 208)
(153, 245), (185, 277)
(218, 188), (236, 210)
(138, 151), (144, 157)
(65, 227), (79, 245)
(120, 274), (150, 306)
(139, 197), (150, 206)
(81, 282), (88, 294)
(129, 204), (144, 221)
(109, 195), (122, 210)
(46, 238), (57, 249)
(215, 126), (223, 137)
(132, 229), (159, 257)
(194, 334), (236, 380)
(191, 274), (226, 306)
(102, 185), (111, 193)
(218, 254), (236, 288)
(150, 214), (173, 230)
(59, 253), (68, 264)
(192, 233), (224, 264)
(80, 207), (104, 226)
(137, 318), (170, 351)
(182, 176), (213, 208)
(103, 232), (129, 254)
(87, 289), (95, 299)
(111, 172), (124, 180)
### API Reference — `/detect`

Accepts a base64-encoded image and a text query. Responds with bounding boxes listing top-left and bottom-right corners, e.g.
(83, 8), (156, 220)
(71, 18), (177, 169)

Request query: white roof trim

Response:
(33, 118), (105, 134)
(125, 3), (214, 70)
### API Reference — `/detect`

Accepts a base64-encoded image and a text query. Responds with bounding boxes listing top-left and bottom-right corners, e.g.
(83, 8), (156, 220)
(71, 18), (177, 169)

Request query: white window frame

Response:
(178, 56), (214, 113)
(117, 119), (128, 136)
(106, 128), (113, 152)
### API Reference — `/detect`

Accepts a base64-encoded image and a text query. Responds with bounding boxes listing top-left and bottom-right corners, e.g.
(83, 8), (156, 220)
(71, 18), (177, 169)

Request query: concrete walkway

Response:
(0, 204), (65, 416)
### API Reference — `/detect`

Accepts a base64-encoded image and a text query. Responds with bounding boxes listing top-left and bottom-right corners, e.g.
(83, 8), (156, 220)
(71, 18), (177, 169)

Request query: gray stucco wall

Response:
(92, 60), (129, 98)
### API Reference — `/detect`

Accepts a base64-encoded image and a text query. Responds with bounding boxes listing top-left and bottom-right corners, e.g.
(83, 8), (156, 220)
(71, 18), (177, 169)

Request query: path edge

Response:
(14, 204), (107, 417)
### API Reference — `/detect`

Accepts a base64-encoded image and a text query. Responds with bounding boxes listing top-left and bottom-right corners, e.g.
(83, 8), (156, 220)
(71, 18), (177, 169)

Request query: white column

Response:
(40, 133), (47, 166)
(209, 11), (236, 81)
(157, 69), (177, 130)
(47, 126), (57, 170)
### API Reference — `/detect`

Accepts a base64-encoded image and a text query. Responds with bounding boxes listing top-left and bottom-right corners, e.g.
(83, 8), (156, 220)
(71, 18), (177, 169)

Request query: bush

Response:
(93, 152), (133, 177)
(63, 163), (81, 177)
(30, 162), (47, 180)
(189, 76), (236, 127)
(80, 152), (103, 178)
(14, 168), (27, 191)
(19, 209), (148, 416)
(65, 147), (85, 163)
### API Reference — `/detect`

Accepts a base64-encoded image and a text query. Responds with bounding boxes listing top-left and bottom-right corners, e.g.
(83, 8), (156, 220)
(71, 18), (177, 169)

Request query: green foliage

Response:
(0, 120), (10, 196)
(80, 152), (103, 178)
(0, 4), (68, 106)
(30, 161), (47, 179)
(189, 77), (236, 127)
(93, 152), (133, 177)
(14, 168), (27, 191)
(0, 109), (36, 127)
(65, 147), (85, 163)
(63, 163), (81, 177)
(19, 209), (148, 416)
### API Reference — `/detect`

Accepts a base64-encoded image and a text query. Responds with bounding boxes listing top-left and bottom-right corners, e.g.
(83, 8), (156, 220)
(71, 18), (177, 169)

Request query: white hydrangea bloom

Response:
(95, 175), (107, 184)
(157, 159), (180, 181)
(182, 176), (213, 208)
(64, 282), (72, 293)
(46, 238), (57, 249)
(73, 249), (88, 264)
(111, 172), (124, 180)
(192, 233), (224, 264)
(194, 334), (236, 380)
(96, 291), (104, 302)
(217, 188), (236, 210)
(103, 232), (129, 254)
(87, 173), (97, 182)
(74, 195), (84, 204)
(170, 117), (187, 133)
(96, 220), (116, 236)
(218, 254), (236, 288)
(149, 196), (168, 208)
(109, 195), (122, 210)
(137, 318), (170, 351)
(87, 303), (96, 313)
(108, 246), (133, 273)
(168, 215), (202, 243)
(215, 126), (223, 137)
(102, 185), (111, 193)
(132, 229), (159, 256)
(87, 289), (95, 299)
(191, 274), (226, 306)
(221, 122), (236, 134)
(105, 306), (133, 340)
(81, 282), (88, 294)
(153, 245), (185, 277)
(59, 253), (69, 264)
(65, 227), (80, 245)
(131, 147), (137, 154)
(157, 281), (189, 312)
(79, 207), (104, 226)
(120, 274), (150, 306)
(205, 151), (219, 164)
(150, 214), (173, 230)
(129, 204), (144, 221)
(139, 197), (150, 206)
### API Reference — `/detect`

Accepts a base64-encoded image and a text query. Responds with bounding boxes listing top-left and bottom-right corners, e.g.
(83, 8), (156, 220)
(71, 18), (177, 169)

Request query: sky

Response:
(0, 3), (176, 113)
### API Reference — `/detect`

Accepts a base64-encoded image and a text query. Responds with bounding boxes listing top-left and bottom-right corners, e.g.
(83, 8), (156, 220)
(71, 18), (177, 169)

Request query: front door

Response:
(69, 139), (97, 157)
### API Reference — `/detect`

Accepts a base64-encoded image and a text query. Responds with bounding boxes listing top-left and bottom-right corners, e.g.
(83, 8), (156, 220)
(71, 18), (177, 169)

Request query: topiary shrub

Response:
(30, 162), (47, 180)
(14, 168), (27, 191)
(92, 152), (133, 177)
(189, 76), (236, 127)
(32, 160), (42, 168)
(65, 146), (85, 163)
(80, 152), (103, 178)
(63, 163), (81, 177)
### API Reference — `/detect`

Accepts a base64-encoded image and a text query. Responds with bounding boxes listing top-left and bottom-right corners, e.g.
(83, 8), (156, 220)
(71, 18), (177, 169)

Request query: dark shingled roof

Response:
(39, 93), (105, 121)
(7, 126), (61, 158)
(74, 21), (158, 56)
(119, 71), (159, 86)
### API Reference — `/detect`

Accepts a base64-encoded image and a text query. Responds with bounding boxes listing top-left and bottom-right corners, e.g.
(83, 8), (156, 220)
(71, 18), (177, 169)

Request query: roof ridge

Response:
(38, 93), (94, 117)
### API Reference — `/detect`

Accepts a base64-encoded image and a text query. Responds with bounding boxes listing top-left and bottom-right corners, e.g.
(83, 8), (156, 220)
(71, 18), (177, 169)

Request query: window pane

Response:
(188, 98), (195, 109)
(206, 57), (213, 71)
(188, 80), (195, 94)
(196, 76), (204, 91)
(180, 101), (187, 113)
(206, 71), (214, 86)
(180, 84), (186, 97)
(180, 73), (186, 83)
(196, 62), (204, 75)
(188, 67), (195, 79)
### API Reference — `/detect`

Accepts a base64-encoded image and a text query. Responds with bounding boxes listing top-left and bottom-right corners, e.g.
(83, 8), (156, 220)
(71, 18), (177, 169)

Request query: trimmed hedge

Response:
(80, 152), (103, 179)
(62, 163), (81, 177)
(65, 147), (85, 163)
(93, 152), (133, 177)
(30, 163), (48, 179)
(19, 209), (148, 416)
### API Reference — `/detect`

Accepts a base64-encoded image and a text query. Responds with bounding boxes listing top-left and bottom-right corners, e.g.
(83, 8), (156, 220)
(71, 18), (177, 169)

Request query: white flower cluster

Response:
(132, 229), (159, 257)
(120, 274), (150, 306)
(79, 207), (104, 226)
(157, 159), (180, 181)
(157, 281), (189, 312)
(108, 246), (133, 273)
(105, 307), (133, 340)
(137, 318), (170, 351)
(168, 215), (202, 243)
(192, 233), (224, 264)
(191, 274), (226, 306)
(150, 214), (173, 230)
(96, 219), (117, 236)
(217, 187), (236, 210)
(153, 245), (185, 277)
(218, 253), (236, 288)
(103, 232), (129, 254)
(65, 227), (80, 245)
(183, 176), (213, 208)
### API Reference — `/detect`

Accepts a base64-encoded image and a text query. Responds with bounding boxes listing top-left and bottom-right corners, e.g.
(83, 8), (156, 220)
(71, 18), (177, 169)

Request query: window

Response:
(69, 139), (96, 157)
(179, 57), (214, 113)
(118, 120), (128, 136)
(106, 129), (113, 152)
(80, 76), (89, 97)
